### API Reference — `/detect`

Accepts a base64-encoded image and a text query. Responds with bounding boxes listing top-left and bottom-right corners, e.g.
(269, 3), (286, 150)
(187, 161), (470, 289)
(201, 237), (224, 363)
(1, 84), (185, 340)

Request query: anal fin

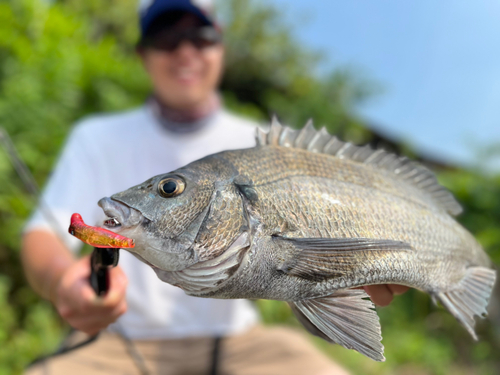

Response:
(290, 289), (385, 361)
(435, 266), (496, 340)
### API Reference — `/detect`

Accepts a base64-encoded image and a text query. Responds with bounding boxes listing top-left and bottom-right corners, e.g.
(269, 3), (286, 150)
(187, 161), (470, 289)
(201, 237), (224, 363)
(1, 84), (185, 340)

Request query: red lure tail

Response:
(68, 213), (135, 249)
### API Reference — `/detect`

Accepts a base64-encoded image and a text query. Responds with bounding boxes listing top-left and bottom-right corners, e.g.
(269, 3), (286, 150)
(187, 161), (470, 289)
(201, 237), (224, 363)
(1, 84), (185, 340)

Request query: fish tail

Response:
(434, 266), (496, 340)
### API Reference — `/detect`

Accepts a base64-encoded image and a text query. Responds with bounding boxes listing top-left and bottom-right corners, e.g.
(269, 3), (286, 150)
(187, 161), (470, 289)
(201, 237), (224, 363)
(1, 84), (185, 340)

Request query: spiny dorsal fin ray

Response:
(255, 118), (462, 216)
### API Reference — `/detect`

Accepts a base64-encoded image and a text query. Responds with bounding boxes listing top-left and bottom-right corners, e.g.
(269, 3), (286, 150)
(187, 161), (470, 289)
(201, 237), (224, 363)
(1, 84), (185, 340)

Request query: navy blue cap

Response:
(139, 0), (216, 37)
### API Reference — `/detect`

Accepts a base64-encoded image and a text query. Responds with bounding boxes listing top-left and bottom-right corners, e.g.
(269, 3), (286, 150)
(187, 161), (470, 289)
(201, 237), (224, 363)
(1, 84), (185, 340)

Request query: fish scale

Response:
(230, 147), (451, 217)
(254, 175), (459, 263)
(100, 118), (496, 362)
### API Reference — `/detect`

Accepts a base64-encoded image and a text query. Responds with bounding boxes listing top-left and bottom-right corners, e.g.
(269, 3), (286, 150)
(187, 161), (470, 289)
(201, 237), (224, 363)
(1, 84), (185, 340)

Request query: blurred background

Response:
(0, 0), (499, 374)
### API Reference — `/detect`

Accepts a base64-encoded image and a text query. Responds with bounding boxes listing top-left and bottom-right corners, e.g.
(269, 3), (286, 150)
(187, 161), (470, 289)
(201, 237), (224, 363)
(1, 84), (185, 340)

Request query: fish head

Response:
(98, 156), (243, 272)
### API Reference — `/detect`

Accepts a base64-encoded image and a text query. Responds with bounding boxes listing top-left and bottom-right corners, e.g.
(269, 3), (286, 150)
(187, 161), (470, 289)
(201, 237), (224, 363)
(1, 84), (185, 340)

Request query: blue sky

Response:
(271, 0), (500, 170)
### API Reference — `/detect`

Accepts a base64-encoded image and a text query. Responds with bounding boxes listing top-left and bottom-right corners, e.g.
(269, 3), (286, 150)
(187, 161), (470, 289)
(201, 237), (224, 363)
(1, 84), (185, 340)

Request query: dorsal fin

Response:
(255, 118), (462, 216)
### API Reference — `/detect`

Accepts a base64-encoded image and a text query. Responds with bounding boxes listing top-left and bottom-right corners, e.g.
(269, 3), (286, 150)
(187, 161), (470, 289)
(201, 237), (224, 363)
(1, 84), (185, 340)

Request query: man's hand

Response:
(53, 255), (128, 336)
(364, 285), (409, 306)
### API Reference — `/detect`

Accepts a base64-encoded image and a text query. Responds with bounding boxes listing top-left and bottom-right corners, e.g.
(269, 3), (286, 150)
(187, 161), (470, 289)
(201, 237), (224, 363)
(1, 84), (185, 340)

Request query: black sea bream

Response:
(98, 119), (496, 361)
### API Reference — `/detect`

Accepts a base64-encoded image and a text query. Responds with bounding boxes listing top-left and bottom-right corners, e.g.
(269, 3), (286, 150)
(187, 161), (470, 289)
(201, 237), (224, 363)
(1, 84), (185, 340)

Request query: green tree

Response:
(0, 1), (148, 372)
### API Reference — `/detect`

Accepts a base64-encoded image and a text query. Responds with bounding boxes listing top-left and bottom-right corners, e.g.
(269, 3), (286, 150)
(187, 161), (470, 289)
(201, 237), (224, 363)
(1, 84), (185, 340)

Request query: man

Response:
(22, 1), (406, 374)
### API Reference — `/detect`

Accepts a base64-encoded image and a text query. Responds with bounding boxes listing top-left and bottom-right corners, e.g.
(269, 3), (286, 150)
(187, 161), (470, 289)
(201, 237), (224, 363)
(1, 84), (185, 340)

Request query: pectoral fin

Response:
(290, 289), (385, 361)
(276, 237), (412, 281)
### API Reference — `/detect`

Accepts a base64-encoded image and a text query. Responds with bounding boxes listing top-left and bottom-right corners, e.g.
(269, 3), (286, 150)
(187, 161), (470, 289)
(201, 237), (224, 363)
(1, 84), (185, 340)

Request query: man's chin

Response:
(157, 90), (208, 109)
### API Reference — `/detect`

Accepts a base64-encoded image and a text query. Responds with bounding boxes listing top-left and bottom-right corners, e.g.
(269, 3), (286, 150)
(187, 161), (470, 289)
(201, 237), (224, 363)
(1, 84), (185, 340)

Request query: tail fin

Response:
(435, 266), (496, 339)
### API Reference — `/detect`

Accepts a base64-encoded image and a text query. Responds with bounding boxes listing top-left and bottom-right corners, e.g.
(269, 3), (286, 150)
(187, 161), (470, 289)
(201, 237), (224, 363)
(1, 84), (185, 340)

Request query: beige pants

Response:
(25, 325), (349, 375)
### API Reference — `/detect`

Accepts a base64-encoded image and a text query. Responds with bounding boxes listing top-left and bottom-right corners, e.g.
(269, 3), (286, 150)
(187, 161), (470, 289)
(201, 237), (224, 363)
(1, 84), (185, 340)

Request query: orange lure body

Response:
(68, 213), (135, 249)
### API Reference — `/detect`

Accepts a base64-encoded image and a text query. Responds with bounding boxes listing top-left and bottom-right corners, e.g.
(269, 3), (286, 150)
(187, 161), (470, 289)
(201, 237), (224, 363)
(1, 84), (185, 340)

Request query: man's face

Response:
(139, 13), (224, 110)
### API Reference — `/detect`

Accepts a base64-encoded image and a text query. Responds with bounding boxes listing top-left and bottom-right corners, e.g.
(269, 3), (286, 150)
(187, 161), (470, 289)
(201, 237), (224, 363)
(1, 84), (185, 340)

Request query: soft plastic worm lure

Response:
(68, 213), (135, 248)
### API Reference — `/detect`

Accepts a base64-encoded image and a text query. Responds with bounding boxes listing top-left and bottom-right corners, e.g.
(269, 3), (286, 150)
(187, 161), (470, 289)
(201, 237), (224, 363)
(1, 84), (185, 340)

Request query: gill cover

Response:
(109, 156), (250, 272)
(110, 167), (215, 271)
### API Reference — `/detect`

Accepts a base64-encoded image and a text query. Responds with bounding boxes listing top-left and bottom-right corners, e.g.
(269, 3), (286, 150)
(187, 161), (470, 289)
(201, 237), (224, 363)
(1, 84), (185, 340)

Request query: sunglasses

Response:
(141, 26), (222, 52)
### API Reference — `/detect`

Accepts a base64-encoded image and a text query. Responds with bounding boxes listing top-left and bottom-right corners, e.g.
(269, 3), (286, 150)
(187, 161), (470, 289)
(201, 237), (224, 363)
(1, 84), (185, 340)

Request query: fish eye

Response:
(158, 177), (185, 198)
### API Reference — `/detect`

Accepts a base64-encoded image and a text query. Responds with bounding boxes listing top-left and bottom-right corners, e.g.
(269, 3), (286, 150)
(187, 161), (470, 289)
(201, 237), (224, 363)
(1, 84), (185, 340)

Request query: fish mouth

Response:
(103, 217), (121, 228)
(98, 197), (144, 231)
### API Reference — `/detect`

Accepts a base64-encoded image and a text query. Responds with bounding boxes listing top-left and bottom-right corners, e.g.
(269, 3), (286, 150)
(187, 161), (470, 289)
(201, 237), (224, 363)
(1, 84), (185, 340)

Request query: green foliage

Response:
(0, 0), (499, 374)
(0, 0), (149, 372)
(440, 171), (500, 264)
(56, 0), (140, 48)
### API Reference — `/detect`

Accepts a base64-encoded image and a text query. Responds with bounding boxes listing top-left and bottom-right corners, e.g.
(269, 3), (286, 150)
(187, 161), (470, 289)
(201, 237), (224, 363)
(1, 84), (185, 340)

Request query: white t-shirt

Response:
(25, 104), (260, 339)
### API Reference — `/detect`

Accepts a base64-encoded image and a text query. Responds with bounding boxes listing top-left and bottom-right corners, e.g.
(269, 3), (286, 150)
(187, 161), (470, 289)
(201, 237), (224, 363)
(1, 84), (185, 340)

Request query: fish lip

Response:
(98, 197), (144, 230)
(111, 196), (155, 222)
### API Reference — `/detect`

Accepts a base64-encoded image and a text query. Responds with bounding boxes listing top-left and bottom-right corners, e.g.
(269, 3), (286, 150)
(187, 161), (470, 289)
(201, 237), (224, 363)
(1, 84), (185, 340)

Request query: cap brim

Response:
(140, 0), (214, 36)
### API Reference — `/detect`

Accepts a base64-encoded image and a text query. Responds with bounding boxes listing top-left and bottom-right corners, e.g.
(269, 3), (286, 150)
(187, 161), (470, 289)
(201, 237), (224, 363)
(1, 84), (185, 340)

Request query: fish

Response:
(68, 213), (135, 249)
(97, 118), (496, 361)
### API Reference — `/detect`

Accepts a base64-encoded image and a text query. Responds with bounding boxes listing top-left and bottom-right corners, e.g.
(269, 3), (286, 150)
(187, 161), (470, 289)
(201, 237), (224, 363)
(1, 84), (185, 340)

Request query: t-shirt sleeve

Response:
(24, 121), (107, 253)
